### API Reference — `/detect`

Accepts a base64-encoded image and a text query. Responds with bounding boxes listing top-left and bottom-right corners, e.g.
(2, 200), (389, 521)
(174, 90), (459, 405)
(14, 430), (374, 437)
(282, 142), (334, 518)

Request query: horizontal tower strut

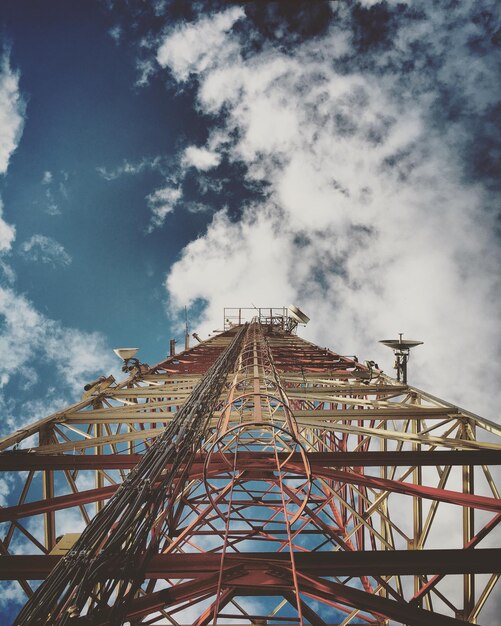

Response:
(0, 449), (499, 471)
(2, 456), (500, 522)
(2, 549), (500, 579)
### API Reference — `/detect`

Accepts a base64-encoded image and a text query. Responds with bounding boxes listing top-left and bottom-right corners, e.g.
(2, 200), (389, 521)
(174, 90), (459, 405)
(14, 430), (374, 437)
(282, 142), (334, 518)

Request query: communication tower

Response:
(0, 306), (500, 625)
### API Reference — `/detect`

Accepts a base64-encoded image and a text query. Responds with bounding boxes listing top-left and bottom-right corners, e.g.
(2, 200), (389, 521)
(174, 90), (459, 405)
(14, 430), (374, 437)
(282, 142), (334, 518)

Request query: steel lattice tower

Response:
(0, 307), (500, 626)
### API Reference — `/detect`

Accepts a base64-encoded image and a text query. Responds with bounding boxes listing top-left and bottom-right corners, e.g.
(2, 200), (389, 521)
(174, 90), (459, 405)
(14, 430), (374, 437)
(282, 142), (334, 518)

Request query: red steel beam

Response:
(305, 465), (501, 512)
(112, 570), (236, 624)
(0, 485), (117, 522)
(297, 571), (470, 626)
(125, 565), (472, 626)
(2, 549), (499, 580)
(1, 449), (499, 471)
(1, 457), (499, 524)
(0, 453), (143, 471)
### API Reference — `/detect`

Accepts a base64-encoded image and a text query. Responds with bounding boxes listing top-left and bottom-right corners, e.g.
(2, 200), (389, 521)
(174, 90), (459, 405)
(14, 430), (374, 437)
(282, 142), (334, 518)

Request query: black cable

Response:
(14, 325), (247, 626)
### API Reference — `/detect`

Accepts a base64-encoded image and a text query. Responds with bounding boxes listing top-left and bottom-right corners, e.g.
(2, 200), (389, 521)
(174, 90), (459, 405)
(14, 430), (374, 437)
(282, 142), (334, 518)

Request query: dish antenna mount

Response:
(379, 333), (423, 384)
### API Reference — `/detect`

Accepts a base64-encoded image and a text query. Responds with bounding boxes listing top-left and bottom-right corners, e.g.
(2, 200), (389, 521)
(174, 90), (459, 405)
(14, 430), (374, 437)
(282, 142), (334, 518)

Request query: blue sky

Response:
(0, 0), (500, 444)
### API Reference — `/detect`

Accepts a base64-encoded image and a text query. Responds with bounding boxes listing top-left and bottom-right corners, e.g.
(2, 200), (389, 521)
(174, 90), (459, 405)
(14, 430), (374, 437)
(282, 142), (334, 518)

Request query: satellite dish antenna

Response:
(113, 348), (141, 372)
(379, 334), (423, 383)
(288, 305), (310, 325)
(113, 348), (139, 361)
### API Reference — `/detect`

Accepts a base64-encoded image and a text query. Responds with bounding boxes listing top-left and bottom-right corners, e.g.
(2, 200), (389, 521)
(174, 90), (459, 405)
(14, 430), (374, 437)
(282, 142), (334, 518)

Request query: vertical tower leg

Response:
(39, 425), (56, 552)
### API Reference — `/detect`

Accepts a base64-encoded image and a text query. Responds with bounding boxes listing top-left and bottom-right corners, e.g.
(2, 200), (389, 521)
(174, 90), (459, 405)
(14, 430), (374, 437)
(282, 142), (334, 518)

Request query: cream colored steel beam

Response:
(408, 384), (501, 437)
(71, 405), (458, 419)
(0, 372), (142, 451)
(0, 397), (97, 452)
(34, 428), (164, 453)
(75, 400), (181, 416)
(295, 420), (501, 450)
(293, 407), (458, 418)
(102, 389), (195, 398)
(66, 416), (181, 424)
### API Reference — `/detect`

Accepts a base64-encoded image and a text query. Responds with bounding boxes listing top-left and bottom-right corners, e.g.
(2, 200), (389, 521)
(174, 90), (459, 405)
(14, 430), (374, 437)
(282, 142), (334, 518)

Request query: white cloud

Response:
(19, 234), (72, 267)
(183, 145), (221, 171)
(42, 170), (52, 185)
(0, 199), (15, 253)
(156, 6), (245, 81)
(167, 205), (295, 325)
(109, 24), (122, 44)
(97, 156), (161, 181)
(0, 286), (117, 434)
(135, 57), (156, 87)
(0, 52), (25, 175)
(146, 185), (181, 231)
(0, 53), (23, 254)
(0, 476), (10, 506)
(162, 7), (501, 419)
(359, 0), (410, 5)
(0, 581), (25, 610)
(45, 195), (60, 216)
(40, 170), (66, 215)
(0, 260), (15, 283)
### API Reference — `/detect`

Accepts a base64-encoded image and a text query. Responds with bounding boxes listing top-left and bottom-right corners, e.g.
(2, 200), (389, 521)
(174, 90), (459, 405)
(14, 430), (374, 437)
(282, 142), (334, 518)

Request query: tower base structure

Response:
(0, 309), (500, 625)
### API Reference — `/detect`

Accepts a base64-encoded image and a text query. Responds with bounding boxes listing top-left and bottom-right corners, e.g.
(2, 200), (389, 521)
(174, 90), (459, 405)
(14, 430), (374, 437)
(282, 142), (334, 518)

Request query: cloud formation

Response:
(0, 289), (115, 390)
(19, 234), (72, 267)
(158, 3), (501, 417)
(0, 286), (116, 431)
(183, 146), (221, 171)
(0, 51), (25, 175)
(0, 199), (15, 253)
(146, 185), (182, 230)
(97, 156), (162, 181)
(156, 6), (245, 82)
(0, 52), (22, 254)
(40, 169), (67, 215)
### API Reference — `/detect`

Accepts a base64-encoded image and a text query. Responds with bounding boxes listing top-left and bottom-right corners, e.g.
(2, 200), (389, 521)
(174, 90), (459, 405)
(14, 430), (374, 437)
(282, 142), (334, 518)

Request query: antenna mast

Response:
(184, 305), (189, 351)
